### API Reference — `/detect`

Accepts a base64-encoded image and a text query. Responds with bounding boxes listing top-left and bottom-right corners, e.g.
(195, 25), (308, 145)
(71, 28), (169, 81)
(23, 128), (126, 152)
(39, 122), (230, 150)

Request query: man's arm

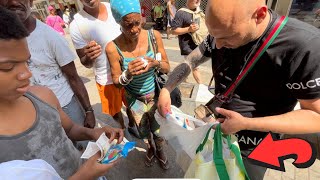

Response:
(157, 40), (211, 116)
(61, 61), (96, 128)
(217, 99), (320, 134)
(171, 11), (199, 36)
(164, 46), (211, 92)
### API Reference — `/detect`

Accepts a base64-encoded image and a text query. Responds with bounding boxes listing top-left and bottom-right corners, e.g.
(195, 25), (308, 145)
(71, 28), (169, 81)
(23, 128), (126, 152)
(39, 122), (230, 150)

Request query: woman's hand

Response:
(142, 56), (160, 72)
(127, 57), (157, 76)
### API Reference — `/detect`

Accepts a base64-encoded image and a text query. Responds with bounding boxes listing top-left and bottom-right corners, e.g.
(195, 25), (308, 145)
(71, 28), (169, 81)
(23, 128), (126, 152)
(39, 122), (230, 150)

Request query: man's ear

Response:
(255, 6), (268, 24)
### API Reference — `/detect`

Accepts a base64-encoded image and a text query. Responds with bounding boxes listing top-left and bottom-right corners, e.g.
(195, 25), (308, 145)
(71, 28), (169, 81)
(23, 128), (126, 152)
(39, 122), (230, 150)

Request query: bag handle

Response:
(213, 124), (230, 180)
(196, 124), (214, 153)
(225, 135), (250, 180)
(196, 124), (250, 180)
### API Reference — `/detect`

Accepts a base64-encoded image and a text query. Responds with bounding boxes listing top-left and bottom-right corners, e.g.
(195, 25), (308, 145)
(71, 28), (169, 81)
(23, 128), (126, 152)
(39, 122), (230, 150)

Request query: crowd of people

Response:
(0, 0), (319, 179)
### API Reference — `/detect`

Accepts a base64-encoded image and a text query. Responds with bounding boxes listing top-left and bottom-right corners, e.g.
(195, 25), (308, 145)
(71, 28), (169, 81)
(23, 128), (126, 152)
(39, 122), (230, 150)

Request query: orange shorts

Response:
(96, 83), (124, 116)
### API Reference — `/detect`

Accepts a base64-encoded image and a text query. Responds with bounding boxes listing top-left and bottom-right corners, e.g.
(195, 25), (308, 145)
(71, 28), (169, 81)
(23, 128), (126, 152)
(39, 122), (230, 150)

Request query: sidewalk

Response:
(65, 33), (320, 180)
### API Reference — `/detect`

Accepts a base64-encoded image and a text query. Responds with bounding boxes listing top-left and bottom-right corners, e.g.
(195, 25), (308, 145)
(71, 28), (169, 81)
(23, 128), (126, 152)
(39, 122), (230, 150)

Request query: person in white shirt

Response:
(63, 8), (71, 27)
(69, 0), (125, 129)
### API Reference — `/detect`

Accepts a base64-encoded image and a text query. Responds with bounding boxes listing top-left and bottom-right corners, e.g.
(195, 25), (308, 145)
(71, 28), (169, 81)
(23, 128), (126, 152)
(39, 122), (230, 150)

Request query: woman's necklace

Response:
(126, 35), (141, 58)
(130, 43), (141, 58)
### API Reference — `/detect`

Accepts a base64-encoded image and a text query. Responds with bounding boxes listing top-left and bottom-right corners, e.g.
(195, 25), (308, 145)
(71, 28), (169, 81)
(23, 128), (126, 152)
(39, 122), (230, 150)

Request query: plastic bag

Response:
(154, 106), (217, 171)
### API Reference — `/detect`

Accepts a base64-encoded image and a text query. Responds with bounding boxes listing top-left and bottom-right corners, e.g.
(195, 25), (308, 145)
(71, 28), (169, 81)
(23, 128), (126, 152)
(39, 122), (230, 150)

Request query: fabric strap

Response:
(213, 124), (229, 180)
(223, 16), (288, 98)
(196, 124), (250, 180)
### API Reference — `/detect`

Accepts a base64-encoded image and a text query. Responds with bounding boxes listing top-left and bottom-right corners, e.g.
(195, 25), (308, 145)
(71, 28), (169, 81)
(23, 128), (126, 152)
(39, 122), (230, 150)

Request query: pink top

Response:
(46, 15), (65, 35)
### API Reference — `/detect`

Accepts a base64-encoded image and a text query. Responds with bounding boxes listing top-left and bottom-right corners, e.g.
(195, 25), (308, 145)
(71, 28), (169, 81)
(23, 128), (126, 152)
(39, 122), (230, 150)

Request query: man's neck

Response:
(24, 16), (37, 34)
(186, 4), (197, 11)
(83, 3), (101, 18)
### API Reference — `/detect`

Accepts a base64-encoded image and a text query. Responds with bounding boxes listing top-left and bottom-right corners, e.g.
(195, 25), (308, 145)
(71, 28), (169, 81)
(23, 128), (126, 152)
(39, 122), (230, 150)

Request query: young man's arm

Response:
(61, 61), (96, 128)
(30, 81), (123, 180)
(29, 86), (124, 142)
(51, 32), (95, 128)
(157, 36), (213, 116)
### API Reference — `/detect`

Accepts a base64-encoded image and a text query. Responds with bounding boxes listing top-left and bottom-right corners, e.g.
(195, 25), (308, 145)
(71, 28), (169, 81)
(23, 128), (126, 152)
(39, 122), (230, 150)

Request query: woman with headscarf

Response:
(106, 0), (170, 170)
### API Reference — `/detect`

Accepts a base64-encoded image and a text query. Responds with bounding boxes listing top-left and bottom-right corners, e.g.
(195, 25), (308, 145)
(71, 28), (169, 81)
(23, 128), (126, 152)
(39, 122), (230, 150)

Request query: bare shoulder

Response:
(153, 29), (162, 39)
(105, 39), (118, 54)
(28, 86), (59, 109)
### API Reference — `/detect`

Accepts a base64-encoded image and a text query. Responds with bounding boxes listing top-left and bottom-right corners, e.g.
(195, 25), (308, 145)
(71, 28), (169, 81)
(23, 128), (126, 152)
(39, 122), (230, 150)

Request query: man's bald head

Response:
(205, 0), (269, 49)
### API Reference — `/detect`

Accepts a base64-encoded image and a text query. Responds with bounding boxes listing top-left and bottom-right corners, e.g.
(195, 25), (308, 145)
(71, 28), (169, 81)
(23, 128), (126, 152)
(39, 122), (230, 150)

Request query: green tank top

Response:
(115, 31), (156, 96)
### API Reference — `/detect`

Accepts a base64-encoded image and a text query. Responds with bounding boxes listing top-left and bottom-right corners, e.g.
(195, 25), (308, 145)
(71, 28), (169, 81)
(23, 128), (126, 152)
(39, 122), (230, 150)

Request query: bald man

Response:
(158, 0), (320, 179)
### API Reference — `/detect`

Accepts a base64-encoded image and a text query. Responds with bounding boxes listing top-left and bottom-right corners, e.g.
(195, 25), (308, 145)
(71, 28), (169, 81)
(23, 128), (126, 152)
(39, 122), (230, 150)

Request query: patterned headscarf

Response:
(110, 0), (141, 23)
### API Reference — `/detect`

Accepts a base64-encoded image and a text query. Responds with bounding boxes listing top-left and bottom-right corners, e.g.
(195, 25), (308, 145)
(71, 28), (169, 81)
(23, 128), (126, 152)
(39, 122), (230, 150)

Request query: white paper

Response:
(80, 141), (100, 159)
(81, 133), (133, 161)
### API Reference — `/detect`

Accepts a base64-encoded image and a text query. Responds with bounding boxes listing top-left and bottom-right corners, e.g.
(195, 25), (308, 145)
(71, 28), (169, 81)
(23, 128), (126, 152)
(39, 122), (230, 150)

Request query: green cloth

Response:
(154, 5), (164, 18)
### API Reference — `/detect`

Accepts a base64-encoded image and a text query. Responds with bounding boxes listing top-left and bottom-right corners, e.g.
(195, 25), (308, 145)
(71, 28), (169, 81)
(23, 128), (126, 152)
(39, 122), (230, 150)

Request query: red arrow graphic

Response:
(248, 133), (316, 171)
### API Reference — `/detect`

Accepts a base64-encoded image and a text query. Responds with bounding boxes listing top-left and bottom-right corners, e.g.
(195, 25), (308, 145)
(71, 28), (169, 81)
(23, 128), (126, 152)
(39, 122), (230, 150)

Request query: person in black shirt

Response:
(158, 0), (320, 179)
(171, 0), (203, 84)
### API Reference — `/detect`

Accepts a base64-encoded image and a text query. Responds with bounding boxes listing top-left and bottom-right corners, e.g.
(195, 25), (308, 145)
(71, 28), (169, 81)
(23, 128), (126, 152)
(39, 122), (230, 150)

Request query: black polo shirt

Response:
(200, 11), (320, 151)
(171, 7), (198, 55)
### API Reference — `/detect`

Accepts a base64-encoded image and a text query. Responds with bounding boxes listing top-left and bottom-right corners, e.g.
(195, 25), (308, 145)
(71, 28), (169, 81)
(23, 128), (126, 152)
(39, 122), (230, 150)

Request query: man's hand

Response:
(215, 107), (249, 134)
(92, 126), (124, 143)
(157, 88), (172, 117)
(83, 40), (102, 63)
(84, 112), (96, 129)
(69, 152), (119, 180)
(188, 23), (199, 33)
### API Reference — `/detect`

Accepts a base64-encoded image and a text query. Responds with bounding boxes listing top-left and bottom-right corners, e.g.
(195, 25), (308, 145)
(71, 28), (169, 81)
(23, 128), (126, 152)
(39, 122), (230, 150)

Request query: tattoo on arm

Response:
(165, 63), (191, 92)
(164, 47), (210, 92)
(186, 46), (211, 70)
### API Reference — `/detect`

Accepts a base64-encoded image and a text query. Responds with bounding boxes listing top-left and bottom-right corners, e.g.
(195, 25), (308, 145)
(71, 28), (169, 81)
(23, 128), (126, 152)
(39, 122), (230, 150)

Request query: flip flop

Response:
(156, 155), (169, 170)
(145, 153), (155, 167)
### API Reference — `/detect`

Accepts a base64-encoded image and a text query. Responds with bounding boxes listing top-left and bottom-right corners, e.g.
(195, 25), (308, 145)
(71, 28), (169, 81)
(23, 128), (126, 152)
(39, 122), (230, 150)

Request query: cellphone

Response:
(194, 18), (200, 26)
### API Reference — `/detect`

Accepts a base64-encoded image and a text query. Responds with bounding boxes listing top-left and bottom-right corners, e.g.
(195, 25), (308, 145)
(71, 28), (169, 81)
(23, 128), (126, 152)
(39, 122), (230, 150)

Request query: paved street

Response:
(64, 31), (320, 180)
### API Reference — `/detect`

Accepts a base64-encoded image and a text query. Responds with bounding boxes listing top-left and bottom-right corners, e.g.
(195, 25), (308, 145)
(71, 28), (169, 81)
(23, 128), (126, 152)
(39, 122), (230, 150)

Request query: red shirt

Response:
(141, 5), (147, 17)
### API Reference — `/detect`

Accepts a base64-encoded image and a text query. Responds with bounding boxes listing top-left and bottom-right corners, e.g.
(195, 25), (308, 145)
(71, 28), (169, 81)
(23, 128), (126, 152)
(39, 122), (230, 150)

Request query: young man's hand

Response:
(69, 152), (119, 180)
(92, 126), (124, 143)
(83, 41), (102, 62)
